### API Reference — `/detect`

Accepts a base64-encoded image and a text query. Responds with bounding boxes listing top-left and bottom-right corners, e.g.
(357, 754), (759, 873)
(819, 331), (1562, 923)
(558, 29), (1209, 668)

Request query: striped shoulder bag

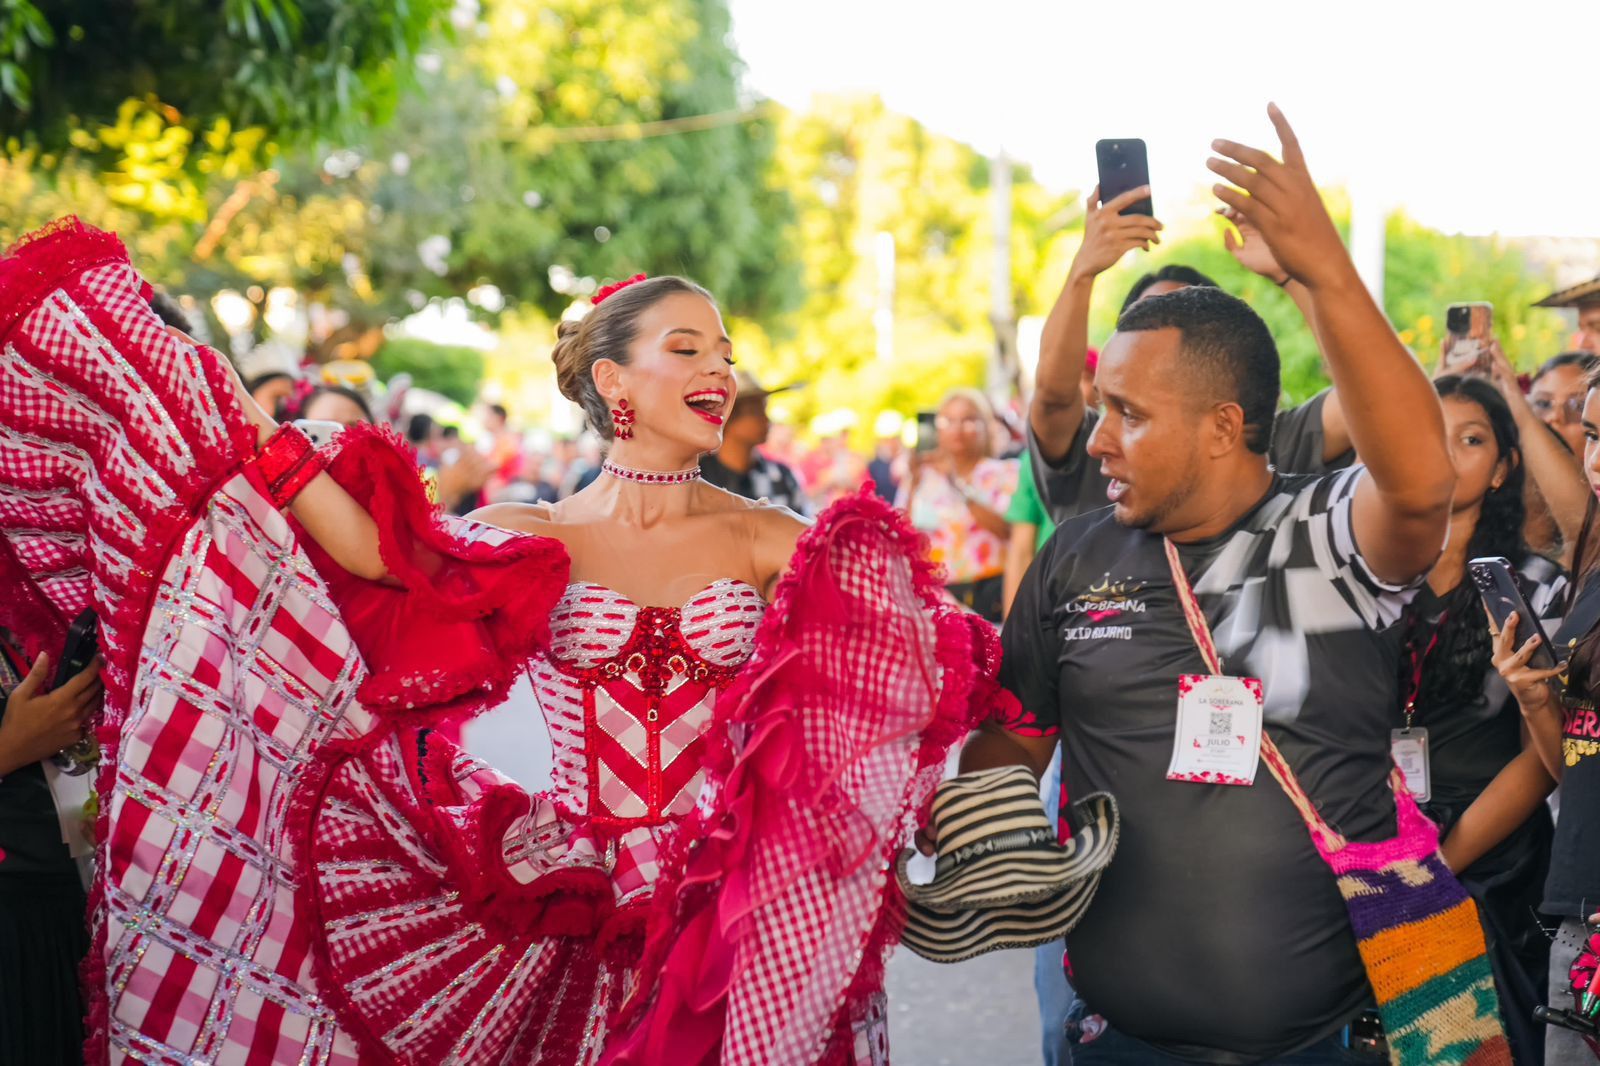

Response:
(1165, 540), (1511, 1065)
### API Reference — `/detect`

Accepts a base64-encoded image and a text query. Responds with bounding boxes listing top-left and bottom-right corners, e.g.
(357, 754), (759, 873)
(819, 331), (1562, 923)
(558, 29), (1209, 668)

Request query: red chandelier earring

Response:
(610, 398), (636, 440)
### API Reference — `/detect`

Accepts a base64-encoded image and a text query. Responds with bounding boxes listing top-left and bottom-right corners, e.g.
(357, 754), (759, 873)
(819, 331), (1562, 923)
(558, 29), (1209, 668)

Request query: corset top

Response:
(529, 579), (766, 828)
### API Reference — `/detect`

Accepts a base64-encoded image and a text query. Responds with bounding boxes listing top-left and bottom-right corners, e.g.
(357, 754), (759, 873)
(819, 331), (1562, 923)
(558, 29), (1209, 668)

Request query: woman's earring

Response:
(611, 398), (635, 440)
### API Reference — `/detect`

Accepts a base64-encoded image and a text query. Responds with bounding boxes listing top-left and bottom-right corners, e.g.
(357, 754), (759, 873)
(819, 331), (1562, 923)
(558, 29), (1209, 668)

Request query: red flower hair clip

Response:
(592, 273), (648, 306)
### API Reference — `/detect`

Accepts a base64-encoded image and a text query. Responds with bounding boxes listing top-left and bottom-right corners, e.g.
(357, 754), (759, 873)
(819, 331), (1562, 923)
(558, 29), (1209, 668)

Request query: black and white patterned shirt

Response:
(1028, 389), (1351, 526)
(1001, 466), (1424, 1062)
(699, 451), (812, 517)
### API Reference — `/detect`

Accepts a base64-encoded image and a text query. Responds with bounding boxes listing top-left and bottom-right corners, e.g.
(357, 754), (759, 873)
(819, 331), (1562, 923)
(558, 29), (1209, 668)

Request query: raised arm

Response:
(1031, 185), (1162, 463)
(1219, 205), (1351, 462)
(206, 337), (389, 581)
(1485, 341), (1588, 558)
(1210, 105), (1453, 584)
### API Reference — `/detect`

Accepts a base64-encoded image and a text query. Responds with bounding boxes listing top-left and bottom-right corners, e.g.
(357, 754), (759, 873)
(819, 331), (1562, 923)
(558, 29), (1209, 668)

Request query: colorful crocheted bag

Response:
(1167, 540), (1511, 1065)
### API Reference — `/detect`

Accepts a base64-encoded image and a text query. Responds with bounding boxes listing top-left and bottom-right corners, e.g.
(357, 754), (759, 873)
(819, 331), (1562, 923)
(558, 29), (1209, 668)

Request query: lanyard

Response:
(1400, 610), (1446, 731)
(1163, 538), (1344, 852)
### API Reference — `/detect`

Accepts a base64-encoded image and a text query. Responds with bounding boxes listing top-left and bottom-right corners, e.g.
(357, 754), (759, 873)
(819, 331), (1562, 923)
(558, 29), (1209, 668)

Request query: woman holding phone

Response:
(1490, 364), (1600, 1066)
(1401, 375), (1567, 1062)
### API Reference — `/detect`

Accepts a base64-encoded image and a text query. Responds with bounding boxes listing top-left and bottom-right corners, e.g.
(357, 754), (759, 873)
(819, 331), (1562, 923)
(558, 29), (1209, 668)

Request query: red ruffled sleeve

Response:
(296, 423), (570, 731)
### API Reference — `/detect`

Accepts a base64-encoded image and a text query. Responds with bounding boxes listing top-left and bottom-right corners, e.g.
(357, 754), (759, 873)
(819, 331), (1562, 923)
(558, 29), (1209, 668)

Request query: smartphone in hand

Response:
(1445, 302), (1493, 375)
(1095, 139), (1152, 217)
(52, 609), (99, 690)
(1469, 556), (1557, 671)
(51, 609), (101, 777)
(914, 412), (939, 454)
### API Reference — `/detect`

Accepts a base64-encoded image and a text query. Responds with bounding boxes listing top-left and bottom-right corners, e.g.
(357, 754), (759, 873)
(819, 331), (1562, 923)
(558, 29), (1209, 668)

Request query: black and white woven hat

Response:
(896, 765), (1119, 964)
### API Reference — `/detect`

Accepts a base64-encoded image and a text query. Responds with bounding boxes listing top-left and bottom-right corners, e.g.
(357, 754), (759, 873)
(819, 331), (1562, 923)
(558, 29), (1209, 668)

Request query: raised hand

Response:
(1208, 104), (1350, 290)
(1218, 206), (1288, 285)
(1068, 184), (1164, 283)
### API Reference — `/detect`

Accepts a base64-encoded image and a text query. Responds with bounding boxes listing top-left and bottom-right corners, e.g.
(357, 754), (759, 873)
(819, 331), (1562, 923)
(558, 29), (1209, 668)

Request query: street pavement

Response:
(887, 947), (1041, 1065)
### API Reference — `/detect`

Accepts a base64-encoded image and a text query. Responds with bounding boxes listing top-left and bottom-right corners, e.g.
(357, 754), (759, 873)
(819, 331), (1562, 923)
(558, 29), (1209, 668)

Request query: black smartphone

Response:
(914, 411), (938, 454)
(1095, 139), (1153, 216)
(53, 609), (99, 690)
(1469, 557), (1556, 670)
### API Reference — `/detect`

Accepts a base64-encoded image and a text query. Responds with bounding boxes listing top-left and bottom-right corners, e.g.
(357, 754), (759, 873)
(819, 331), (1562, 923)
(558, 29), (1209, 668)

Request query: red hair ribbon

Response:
(593, 274), (648, 306)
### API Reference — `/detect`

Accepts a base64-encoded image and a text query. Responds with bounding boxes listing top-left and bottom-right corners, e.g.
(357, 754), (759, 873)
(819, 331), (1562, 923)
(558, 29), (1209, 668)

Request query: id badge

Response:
(1166, 675), (1264, 786)
(1390, 727), (1431, 803)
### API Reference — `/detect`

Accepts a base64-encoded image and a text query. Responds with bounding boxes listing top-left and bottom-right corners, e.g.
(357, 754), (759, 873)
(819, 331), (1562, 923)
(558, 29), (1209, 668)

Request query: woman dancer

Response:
(0, 222), (1006, 1065)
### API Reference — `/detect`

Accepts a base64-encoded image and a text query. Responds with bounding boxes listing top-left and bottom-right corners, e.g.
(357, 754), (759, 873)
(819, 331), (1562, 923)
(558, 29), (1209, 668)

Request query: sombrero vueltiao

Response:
(1534, 276), (1600, 309)
(896, 765), (1119, 964)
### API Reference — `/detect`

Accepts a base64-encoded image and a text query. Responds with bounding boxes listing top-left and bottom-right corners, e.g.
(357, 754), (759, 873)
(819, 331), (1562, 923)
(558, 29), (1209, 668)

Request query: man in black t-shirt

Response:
(960, 108), (1456, 1064)
(1029, 191), (1354, 528)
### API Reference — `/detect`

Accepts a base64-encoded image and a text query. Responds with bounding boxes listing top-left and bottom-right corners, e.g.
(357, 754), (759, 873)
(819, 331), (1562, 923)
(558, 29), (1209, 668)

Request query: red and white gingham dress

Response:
(0, 219), (1011, 1066)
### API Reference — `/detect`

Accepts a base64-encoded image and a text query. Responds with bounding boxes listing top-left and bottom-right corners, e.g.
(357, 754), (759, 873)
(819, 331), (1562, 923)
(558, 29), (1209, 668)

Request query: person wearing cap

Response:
(698, 369), (812, 516)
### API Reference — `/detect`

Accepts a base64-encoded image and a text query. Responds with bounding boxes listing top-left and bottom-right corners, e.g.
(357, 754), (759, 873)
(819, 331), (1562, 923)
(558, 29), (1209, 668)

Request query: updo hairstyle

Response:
(552, 276), (715, 438)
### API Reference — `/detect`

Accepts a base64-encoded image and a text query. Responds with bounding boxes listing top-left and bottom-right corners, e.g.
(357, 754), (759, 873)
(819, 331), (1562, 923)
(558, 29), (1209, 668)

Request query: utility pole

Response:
(1348, 177), (1387, 312)
(874, 230), (896, 363)
(989, 150), (1019, 397)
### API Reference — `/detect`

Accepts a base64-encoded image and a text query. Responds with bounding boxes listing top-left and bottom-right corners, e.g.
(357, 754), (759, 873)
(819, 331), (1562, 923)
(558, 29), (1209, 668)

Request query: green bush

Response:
(370, 337), (485, 407)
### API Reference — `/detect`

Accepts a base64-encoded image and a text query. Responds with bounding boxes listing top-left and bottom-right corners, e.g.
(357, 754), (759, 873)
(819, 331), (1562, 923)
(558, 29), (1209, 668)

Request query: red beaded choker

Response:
(602, 459), (702, 485)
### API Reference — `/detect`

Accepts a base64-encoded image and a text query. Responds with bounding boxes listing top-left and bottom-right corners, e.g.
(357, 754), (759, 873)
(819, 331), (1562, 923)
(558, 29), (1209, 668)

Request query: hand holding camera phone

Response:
(50, 610), (101, 776)
(1095, 139), (1153, 217)
(1443, 302), (1494, 376)
(1470, 557), (1557, 671)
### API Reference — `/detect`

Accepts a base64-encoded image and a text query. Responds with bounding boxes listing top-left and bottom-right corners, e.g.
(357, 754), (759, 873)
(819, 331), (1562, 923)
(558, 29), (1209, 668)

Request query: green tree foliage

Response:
(370, 337), (486, 405)
(164, 0), (800, 331)
(1382, 213), (1568, 366)
(738, 94), (1080, 438)
(0, 0), (449, 158)
(1, 0), (798, 359)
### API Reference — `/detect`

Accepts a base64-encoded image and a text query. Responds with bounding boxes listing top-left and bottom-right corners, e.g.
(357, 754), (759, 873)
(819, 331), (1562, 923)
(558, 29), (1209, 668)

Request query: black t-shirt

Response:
(1029, 389), (1351, 527)
(1001, 467), (1417, 1063)
(1545, 574), (1600, 917)
(1409, 553), (1568, 813)
(699, 451), (812, 517)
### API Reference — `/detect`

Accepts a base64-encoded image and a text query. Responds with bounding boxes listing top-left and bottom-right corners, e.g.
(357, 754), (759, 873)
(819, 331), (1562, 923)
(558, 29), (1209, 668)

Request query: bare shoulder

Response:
(467, 501), (561, 537)
(742, 500), (809, 597)
(748, 499), (809, 554)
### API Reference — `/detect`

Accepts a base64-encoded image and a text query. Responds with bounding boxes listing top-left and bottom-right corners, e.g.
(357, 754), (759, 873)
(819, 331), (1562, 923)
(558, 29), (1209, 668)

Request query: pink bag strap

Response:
(1163, 539), (1347, 852)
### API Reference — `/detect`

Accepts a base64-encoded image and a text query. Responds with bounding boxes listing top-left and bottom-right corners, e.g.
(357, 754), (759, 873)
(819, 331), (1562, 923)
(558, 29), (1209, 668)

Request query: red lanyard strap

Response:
(1163, 539), (1345, 852)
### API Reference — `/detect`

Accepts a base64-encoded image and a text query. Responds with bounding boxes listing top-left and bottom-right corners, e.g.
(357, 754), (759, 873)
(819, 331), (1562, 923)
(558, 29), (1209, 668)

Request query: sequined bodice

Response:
(530, 580), (765, 829)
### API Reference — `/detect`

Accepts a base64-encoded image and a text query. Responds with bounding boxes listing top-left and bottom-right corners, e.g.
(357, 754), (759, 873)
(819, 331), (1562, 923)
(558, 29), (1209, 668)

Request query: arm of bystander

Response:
(1030, 186), (1162, 465)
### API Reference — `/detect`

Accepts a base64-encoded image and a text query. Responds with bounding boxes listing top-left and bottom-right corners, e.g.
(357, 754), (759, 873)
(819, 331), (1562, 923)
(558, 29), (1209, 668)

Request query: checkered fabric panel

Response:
(720, 511), (947, 1065)
(104, 473), (371, 1065)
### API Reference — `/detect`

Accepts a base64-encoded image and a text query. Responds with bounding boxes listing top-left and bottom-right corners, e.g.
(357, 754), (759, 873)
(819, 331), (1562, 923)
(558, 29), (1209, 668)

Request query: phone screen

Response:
(914, 412), (938, 454)
(1095, 139), (1153, 216)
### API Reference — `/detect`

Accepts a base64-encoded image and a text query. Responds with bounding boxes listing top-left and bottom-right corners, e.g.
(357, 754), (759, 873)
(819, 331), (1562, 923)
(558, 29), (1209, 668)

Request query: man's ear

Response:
(1210, 402), (1247, 458)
